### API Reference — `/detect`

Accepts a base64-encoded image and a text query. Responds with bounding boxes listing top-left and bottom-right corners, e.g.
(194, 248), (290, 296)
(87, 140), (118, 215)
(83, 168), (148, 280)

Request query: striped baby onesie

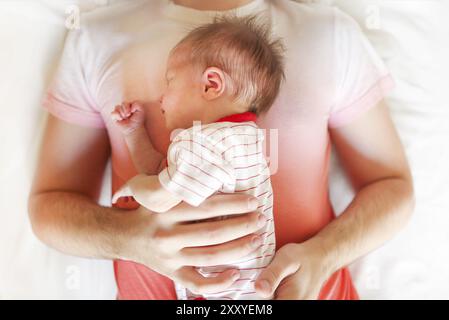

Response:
(158, 112), (275, 300)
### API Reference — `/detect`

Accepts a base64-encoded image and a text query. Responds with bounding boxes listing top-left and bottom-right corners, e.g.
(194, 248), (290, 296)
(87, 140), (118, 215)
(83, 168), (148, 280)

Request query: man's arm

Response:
(28, 114), (138, 259)
(28, 114), (265, 294)
(254, 100), (415, 299)
(319, 100), (415, 271)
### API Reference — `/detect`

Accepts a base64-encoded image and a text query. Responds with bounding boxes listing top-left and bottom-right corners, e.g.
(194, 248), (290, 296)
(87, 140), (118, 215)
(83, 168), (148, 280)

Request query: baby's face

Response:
(159, 53), (204, 131)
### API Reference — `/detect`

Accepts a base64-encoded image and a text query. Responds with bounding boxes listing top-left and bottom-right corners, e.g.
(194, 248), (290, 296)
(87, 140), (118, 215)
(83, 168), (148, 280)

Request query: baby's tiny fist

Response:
(111, 108), (123, 121)
(111, 102), (146, 135)
(111, 103), (131, 120)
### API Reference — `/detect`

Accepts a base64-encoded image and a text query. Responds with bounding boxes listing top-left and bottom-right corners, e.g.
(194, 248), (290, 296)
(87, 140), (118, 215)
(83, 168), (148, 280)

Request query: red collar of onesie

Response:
(215, 111), (257, 123)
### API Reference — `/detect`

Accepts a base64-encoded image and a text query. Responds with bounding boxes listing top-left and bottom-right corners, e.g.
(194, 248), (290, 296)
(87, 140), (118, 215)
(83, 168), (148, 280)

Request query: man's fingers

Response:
(273, 274), (319, 300)
(254, 247), (300, 298)
(175, 266), (240, 295)
(164, 194), (258, 223)
(274, 284), (302, 300)
(157, 211), (266, 248)
(179, 233), (263, 267)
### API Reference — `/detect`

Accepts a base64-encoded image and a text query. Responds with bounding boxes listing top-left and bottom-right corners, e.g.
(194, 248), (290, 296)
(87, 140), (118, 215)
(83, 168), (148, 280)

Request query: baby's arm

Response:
(112, 174), (182, 213)
(111, 102), (165, 175)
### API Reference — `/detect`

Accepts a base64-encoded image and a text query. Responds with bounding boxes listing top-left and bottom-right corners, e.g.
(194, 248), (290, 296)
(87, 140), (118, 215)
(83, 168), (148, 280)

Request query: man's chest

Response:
(97, 39), (180, 156)
(95, 29), (333, 181)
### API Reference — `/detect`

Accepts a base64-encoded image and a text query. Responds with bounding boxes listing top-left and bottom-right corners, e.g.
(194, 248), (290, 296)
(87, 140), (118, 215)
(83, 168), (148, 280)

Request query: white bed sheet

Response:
(327, 0), (449, 299)
(0, 0), (448, 299)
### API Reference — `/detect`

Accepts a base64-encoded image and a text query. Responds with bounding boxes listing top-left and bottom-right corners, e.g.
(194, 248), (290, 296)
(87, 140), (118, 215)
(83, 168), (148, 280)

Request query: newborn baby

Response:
(111, 15), (284, 300)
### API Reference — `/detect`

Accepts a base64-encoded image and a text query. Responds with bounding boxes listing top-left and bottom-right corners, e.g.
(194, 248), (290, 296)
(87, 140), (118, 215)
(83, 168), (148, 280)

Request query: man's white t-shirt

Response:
(43, 0), (394, 299)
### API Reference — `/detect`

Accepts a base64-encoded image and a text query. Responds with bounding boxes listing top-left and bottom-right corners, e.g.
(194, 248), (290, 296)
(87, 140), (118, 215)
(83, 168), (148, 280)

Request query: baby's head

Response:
(160, 15), (285, 130)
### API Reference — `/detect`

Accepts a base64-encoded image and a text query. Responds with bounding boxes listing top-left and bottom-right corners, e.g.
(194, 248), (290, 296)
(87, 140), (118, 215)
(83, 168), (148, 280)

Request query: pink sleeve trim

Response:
(42, 93), (105, 128)
(328, 74), (395, 128)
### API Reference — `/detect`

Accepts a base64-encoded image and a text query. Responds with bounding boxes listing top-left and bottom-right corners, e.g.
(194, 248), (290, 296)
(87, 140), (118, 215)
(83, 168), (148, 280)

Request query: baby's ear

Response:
(201, 67), (227, 100)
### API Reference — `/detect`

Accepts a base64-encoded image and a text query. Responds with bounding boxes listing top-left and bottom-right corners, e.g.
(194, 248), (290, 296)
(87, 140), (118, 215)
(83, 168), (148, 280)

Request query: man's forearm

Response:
(28, 191), (140, 260)
(311, 177), (415, 274)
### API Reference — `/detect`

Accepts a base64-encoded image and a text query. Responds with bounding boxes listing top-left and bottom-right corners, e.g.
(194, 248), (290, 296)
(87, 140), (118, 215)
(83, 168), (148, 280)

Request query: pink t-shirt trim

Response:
(328, 74), (395, 128)
(42, 93), (105, 128)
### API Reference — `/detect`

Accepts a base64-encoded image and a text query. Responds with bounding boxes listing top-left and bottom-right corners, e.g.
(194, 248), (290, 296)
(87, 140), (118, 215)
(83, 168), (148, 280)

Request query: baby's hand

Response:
(111, 101), (145, 135)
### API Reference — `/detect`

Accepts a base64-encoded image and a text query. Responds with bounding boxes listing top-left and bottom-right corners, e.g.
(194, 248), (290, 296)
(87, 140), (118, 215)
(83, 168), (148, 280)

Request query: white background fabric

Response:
(0, 0), (448, 299)
(327, 0), (449, 299)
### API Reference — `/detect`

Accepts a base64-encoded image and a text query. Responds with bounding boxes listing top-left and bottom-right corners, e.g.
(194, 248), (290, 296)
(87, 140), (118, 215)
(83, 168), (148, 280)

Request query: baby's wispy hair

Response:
(171, 14), (286, 115)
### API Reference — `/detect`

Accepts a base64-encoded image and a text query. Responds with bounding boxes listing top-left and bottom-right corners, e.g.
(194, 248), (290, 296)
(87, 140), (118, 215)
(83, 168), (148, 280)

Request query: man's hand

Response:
(120, 194), (267, 295)
(253, 100), (414, 300)
(254, 241), (332, 300)
(29, 115), (266, 297)
(111, 101), (145, 135)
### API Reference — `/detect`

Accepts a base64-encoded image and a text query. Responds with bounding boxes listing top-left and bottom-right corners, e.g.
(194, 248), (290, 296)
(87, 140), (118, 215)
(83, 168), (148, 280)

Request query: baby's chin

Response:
(164, 120), (176, 132)
(165, 119), (184, 132)
(165, 118), (196, 131)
